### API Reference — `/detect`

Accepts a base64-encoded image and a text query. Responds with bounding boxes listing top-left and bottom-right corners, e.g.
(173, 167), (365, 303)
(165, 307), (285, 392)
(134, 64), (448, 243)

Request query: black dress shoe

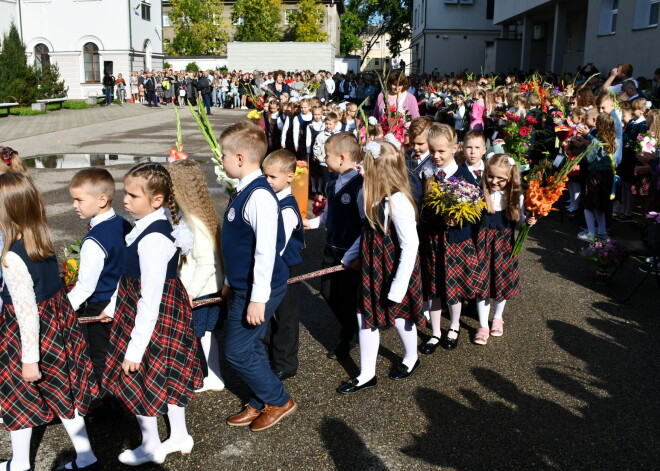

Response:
(273, 370), (297, 380)
(336, 376), (377, 394)
(327, 342), (355, 360)
(419, 336), (442, 355)
(388, 359), (421, 380)
(441, 329), (460, 350)
(52, 460), (99, 471)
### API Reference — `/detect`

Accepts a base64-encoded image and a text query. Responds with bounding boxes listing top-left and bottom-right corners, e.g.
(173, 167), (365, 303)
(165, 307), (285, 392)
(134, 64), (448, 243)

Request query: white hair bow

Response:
(365, 141), (381, 159)
(384, 133), (402, 150)
(507, 157), (516, 166)
(368, 116), (378, 126)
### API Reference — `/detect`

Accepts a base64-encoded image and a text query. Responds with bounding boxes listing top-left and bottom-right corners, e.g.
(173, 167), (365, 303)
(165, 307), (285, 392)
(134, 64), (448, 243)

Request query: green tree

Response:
(340, 0), (411, 60)
(38, 63), (68, 99)
(167, 0), (230, 55)
(289, 0), (327, 42)
(233, 0), (283, 42)
(0, 23), (39, 104)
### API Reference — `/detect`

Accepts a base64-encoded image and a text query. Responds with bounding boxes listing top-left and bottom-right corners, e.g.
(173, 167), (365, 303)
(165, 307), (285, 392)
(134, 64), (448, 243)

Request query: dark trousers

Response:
(224, 283), (289, 409)
(80, 320), (112, 385)
(104, 87), (113, 105)
(320, 247), (360, 344)
(264, 264), (302, 374)
(147, 90), (157, 106)
(202, 93), (212, 114)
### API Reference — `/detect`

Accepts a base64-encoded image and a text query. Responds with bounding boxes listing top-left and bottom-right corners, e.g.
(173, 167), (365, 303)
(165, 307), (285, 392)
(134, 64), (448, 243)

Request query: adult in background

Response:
(269, 71), (291, 100)
(103, 71), (115, 106)
(198, 70), (213, 115)
(185, 71), (197, 106)
(130, 71), (139, 103)
(144, 72), (158, 107)
(372, 71), (420, 121)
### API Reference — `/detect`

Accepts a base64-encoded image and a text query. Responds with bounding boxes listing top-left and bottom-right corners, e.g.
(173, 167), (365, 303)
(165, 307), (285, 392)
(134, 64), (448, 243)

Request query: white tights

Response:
(199, 331), (223, 385)
(476, 298), (507, 328)
(136, 404), (189, 455)
(427, 297), (462, 342)
(355, 315), (419, 386)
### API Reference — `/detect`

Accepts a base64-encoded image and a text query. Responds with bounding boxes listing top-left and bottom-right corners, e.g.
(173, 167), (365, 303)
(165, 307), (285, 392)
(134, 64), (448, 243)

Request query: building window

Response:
(373, 41), (380, 50)
(598, 0), (618, 35)
(163, 13), (171, 27)
(141, 1), (151, 21)
(633, 0), (659, 29)
(444, 0), (458, 3)
(83, 42), (100, 83)
(459, 0), (474, 4)
(374, 59), (380, 66)
(34, 43), (50, 75)
(233, 15), (244, 26)
(421, 0), (425, 24)
(284, 9), (295, 25)
(486, 0), (494, 20)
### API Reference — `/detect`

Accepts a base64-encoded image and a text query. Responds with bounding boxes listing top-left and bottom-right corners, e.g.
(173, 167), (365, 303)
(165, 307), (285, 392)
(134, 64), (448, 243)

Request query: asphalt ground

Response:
(0, 105), (658, 470)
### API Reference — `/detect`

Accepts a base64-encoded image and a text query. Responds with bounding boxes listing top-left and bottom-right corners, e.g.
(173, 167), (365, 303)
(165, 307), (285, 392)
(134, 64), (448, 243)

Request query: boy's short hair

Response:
(464, 130), (486, 145)
(428, 123), (458, 146)
(263, 149), (296, 174)
(325, 132), (360, 161)
(69, 168), (115, 200)
(631, 97), (647, 111)
(596, 92), (614, 107)
(325, 112), (338, 122)
(527, 92), (541, 107)
(219, 120), (268, 164)
(585, 107), (599, 121)
(408, 116), (433, 140)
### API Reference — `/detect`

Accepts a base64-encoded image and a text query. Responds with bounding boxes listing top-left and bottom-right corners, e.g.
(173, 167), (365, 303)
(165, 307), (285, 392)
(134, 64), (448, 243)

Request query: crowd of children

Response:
(0, 62), (659, 469)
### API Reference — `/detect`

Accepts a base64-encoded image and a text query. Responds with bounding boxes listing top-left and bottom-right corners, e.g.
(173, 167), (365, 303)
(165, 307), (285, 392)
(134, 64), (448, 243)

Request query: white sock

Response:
(60, 411), (97, 468)
(136, 415), (161, 454)
(477, 298), (491, 328)
(584, 209), (596, 235)
(394, 318), (418, 370)
(200, 332), (223, 385)
(422, 299), (430, 320)
(447, 302), (462, 339)
(493, 299), (507, 319)
(356, 314), (379, 385)
(166, 404), (189, 443)
(7, 427), (32, 471)
(427, 297), (443, 343)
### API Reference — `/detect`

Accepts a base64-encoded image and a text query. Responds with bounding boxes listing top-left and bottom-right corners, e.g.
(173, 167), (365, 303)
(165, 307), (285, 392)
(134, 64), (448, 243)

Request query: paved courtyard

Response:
(0, 105), (658, 470)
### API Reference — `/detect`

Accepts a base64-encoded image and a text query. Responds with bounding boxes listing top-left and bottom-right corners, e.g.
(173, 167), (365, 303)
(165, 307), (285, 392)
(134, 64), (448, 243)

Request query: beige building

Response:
(162, 0), (342, 55)
(356, 32), (411, 73)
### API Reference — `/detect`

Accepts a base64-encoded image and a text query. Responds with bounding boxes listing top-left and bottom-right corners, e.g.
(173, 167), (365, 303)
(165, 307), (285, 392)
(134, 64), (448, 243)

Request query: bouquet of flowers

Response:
(511, 141), (600, 257)
(424, 176), (486, 226)
(312, 194), (326, 217)
(502, 112), (534, 166)
(581, 238), (625, 270)
(378, 106), (408, 145)
(168, 106), (188, 163)
(247, 109), (262, 122)
(62, 238), (83, 292)
(636, 131), (657, 154)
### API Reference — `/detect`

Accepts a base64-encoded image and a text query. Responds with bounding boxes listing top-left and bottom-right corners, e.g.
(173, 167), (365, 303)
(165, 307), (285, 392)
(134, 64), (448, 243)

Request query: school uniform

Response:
(0, 239), (98, 430)
(293, 112), (313, 161)
(280, 115), (296, 153)
(265, 112), (283, 153)
(408, 152), (432, 206)
(102, 208), (202, 416)
(265, 188), (304, 376)
(309, 170), (364, 346)
(222, 170), (291, 410)
(473, 193), (522, 301)
(419, 161), (480, 304)
(464, 161), (485, 185)
(68, 209), (132, 382)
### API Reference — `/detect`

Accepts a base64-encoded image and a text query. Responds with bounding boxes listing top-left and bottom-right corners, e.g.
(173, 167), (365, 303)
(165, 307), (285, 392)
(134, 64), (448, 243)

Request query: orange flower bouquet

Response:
(511, 141), (599, 257)
(62, 237), (83, 292)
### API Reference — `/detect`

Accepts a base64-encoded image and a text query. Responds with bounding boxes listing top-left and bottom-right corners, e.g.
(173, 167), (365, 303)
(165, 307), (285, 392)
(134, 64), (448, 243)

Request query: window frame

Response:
(34, 43), (50, 75)
(83, 42), (101, 83)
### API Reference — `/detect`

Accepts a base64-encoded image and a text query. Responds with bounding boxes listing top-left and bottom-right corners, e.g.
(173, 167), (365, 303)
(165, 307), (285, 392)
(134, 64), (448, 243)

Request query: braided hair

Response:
(125, 162), (179, 225)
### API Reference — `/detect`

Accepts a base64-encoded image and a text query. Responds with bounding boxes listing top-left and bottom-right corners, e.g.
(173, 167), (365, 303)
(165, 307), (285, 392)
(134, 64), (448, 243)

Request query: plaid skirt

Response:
(357, 229), (425, 329)
(474, 228), (521, 301)
(102, 277), (203, 416)
(421, 233), (479, 304)
(0, 290), (98, 431)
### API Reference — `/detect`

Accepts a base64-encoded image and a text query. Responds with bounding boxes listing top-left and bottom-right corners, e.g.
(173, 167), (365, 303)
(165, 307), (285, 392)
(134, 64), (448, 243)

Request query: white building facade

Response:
(410, 0), (500, 75)
(0, 0), (164, 99)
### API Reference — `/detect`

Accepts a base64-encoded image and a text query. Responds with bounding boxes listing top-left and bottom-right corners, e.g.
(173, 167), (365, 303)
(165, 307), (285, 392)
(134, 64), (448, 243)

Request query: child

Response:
(407, 116), (434, 204)
(103, 163), (202, 465)
(262, 150), (305, 380)
(0, 172), (99, 471)
(219, 121), (296, 432)
(293, 99), (313, 160)
(462, 130), (487, 184)
(313, 112), (340, 185)
(577, 113), (617, 240)
(67, 168), (132, 385)
(448, 94), (466, 138)
(473, 154), (535, 345)
(264, 99), (283, 154)
(418, 124), (479, 354)
(617, 98), (647, 222)
(168, 159), (225, 393)
(340, 102), (358, 133)
(306, 106), (326, 193)
(336, 140), (425, 394)
(304, 132), (364, 360)
(280, 103), (296, 153)
(566, 108), (586, 212)
(470, 89), (486, 131)
(0, 146), (26, 174)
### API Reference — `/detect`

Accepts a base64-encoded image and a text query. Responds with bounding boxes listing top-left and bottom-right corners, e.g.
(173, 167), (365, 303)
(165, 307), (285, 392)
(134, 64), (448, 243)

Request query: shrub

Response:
(185, 62), (200, 73)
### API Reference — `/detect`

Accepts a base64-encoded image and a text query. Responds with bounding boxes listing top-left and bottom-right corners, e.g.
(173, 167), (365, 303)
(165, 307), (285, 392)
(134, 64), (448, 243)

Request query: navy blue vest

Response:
(123, 219), (179, 279)
(460, 163), (481, 186)
(309, 124), (322, 150)
(222, 176), (288, 290)
(1, 239), (61, 305)
(480, 210), (517, 231)
(326, 173), (363, 253)
(297, 113), (312, 138)
(83, 214), (132, 303)
(279, 194), (304, 267)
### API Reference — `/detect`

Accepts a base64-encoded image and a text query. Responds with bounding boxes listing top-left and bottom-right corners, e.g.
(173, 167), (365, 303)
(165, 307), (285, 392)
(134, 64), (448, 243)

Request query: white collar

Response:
(435, 159), (458, 177)
(276, 186), (292, 201)
(338, 168), (358, 183)
(126, 207), (167, 245)
(633, 116), (646, 124)
(469, 160), (485, 172)
(90, 208), (116, 228)
(237, 169), (263, 192)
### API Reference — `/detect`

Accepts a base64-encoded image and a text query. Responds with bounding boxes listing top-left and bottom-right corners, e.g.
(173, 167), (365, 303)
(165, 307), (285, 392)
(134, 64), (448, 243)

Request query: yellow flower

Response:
(247, 110), (261, 120)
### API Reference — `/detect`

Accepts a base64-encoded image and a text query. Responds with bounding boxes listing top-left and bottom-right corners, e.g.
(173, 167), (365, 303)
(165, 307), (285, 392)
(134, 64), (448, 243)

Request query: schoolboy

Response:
(304, 132), (364, 360)
(220, 120), (296, 432)
(67, 168), (132, 383)
(462, 130), (487, 185)
(313, 111), (340, 183)
(407, 116), (434, 204)
(262, 150), (305, 380)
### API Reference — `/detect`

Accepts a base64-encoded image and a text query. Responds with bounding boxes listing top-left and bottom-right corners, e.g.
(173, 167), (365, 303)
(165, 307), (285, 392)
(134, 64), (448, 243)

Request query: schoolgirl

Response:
(264, 99), (283, 154)
(102, 163), (202, 466)
(337, 140), (425, 394)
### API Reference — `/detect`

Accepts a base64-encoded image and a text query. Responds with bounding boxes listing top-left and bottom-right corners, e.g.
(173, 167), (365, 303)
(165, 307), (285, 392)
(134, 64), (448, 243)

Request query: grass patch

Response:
(61, 100), (91, 110)
(10, 107), (47, 116)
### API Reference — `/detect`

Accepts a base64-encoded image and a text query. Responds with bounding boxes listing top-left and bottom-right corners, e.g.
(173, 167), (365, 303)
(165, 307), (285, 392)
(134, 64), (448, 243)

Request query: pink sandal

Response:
(474, 327), (489, 345)
(490, 318), (504, 337)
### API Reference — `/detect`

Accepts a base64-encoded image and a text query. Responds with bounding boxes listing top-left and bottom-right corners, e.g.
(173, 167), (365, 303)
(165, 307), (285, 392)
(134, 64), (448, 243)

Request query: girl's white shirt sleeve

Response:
(179, 215), (222, 300)
(124, 232), (177, 363)
(3, 252), (40, 363)
(386, 192), (419, 303)
(280, 117), (290, 149)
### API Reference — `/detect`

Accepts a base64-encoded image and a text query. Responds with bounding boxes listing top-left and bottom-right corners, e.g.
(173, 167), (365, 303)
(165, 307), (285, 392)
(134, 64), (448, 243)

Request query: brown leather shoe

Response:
(249, 398), (297, 432)
(226, 404), (262, 427)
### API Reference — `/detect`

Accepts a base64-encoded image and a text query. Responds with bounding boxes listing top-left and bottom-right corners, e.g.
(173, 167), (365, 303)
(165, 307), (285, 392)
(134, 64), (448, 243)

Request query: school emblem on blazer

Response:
(341, 193), (351, 204)
(228, 207), (235, 222)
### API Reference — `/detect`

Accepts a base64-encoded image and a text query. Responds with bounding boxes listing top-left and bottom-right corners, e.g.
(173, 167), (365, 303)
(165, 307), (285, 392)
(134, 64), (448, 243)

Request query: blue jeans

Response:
(224, 283), (289, 409)
(212, 87), (220, 106)
(202, 93), (212, 114)
(233, 93), (240, 108)
(104, 87), (113, 105)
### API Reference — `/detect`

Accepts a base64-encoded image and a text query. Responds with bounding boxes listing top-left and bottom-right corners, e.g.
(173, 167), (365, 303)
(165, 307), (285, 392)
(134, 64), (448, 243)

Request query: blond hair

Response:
(408, 116), (433, 141)
(427, 123), (457, 146)
(363, 141), (417, 232)
(219, 120), (268, 164)
(325, 132), (360, 162)
(69, 168), (116, 200)
(263, 149), (296, 174)
(482, 154), (522, 222)
(125, 162), (179, 225)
